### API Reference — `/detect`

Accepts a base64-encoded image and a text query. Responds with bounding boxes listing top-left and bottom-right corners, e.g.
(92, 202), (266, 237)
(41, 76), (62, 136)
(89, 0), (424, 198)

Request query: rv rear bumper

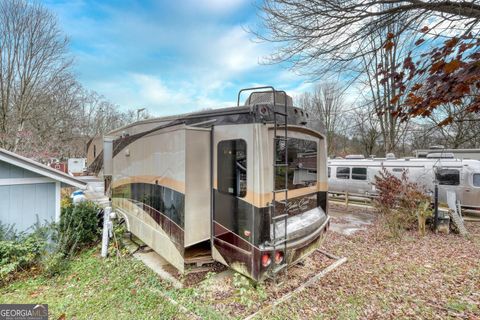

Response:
(263, 211), (329, 252)
(259, 213), (329, 280)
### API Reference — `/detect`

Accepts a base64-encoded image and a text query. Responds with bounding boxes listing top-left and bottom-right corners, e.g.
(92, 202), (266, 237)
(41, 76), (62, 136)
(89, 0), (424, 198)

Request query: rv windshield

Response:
(275, 138), (317, 190)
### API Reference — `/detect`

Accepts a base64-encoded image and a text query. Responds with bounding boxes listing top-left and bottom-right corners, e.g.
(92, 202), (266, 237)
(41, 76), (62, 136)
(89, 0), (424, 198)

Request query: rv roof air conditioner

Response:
(427, 152), (455, 159)
(345, 155), (365, 159)
(386, 153), (396, 160)
(244, 91), (293, 107)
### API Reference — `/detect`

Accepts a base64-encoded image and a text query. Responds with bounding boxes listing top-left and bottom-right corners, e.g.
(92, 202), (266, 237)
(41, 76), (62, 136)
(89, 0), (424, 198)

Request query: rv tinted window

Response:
(336, 167), (350, 179)
(473, 174), (480, 187)
(218, 139), (247, 197)
(352, 167), (367, 180)
(275, 138), (317, 190)
(328, 167), (331, 178)
(435, 168), (460, 186)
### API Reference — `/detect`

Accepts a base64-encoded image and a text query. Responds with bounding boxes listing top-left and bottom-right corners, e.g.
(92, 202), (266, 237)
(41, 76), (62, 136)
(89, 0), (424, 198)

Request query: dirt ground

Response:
(180, 204), (480, 319)
(268, 216), (480, 319)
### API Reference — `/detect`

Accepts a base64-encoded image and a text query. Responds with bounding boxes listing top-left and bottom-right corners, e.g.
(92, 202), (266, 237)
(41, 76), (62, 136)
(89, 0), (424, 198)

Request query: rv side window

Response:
(328, 167), (331, 178)
(218, 139), (247, 197)
(352, 167), (367, 180)
(336, 167), (350, 179)
(473, 174), (480, 187)
(435, 168), (460, 186)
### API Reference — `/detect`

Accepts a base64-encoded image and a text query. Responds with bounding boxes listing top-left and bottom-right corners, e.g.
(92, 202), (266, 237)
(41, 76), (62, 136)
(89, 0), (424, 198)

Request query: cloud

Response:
(45, 0), (309, 116)
(183, 0), (248, 14)
(131, 74), (192, 108)
(91, 73), (236, 116)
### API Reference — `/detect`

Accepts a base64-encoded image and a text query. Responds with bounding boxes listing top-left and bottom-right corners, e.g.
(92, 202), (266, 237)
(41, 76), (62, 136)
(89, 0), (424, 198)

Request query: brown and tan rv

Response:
(88, 87), (330, 281)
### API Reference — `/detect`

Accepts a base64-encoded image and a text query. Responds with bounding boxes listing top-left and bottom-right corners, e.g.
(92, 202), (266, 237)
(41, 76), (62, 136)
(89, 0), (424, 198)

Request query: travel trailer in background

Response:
(414, 147), (480, 161)
(87, 87), (330, 281)
(328, 155), (480, 211)
(67, 158), (86, 176)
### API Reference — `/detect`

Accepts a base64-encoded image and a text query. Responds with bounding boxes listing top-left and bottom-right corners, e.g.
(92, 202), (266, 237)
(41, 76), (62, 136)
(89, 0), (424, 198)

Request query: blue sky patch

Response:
(44, 0), (311, 116)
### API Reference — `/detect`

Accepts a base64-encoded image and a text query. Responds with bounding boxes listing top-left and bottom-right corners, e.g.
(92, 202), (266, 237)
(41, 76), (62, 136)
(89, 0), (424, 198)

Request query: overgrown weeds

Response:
(0, 221), (49, 284)
(232, 272), (267, 307)
(374, 168), (432, 238)
(0, 199), (102, 284)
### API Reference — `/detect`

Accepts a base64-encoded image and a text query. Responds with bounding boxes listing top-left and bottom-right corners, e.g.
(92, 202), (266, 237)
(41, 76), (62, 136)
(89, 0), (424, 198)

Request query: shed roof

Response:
(0, 148), (87, 189)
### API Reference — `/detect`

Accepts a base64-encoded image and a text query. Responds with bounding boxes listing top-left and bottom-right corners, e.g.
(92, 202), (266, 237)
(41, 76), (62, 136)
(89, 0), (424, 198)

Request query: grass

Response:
(262, 221), (480, 319)
(0, 248), (220, 320)
(1, 219), (479, 319)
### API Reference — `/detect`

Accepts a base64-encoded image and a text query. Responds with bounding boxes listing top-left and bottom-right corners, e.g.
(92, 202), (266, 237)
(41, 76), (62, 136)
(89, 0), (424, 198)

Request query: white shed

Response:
(0, 148), (87, 232)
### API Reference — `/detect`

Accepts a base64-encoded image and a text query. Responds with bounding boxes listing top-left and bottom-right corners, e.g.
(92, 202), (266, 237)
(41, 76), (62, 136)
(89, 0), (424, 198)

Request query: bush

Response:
(0, 226), (48, 284)
(41, 251), (69, 278)
(0, 223), (19, 241)
(0, 201), (101, 283)
(374, 168), (432, 238)
(57, 201), (101, 257)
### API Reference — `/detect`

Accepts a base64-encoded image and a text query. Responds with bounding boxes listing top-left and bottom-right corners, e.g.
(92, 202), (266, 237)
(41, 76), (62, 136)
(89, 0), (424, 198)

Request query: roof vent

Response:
(426, 152), (455, 159)
(345, 154), (365, 159)
(244, 91), (293, 107)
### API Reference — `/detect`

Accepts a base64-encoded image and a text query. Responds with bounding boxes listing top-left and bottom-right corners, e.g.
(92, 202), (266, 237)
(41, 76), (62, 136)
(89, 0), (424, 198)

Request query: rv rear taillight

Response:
(261, 253), (271, 267)
(274, 251), (284, 264)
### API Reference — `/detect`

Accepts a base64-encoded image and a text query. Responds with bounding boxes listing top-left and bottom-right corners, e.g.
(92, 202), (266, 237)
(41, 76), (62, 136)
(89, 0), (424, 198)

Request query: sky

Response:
(43, 0), (312, 116)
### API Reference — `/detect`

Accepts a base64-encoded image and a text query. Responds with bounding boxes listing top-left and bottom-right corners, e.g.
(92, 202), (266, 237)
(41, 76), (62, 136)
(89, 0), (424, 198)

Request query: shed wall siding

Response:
(0, 161), (56, 232)
(0, 161), (42, 179)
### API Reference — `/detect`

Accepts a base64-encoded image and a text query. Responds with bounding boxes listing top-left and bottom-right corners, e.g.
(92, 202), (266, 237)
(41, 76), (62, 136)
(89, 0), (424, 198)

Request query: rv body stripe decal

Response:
(112, 182), (185, 229)
(114, 197), (185, 252)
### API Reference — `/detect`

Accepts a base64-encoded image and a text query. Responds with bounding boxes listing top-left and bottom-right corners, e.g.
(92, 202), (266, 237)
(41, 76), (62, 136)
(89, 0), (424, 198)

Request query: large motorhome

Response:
(328, 156), (480, 210)
(88, 87), (330, 281)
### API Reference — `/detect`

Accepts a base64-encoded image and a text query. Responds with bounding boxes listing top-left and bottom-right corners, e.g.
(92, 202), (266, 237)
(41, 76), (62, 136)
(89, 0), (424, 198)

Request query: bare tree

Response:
(414, 100), (480, 149)
(355, 13), (419, 153)
(297, 82), (347, 155)
(351, 107), (382, 156)
(257, 0), (480, 78)
(0, 0), (147, 160)
(0, 0), (71, 152)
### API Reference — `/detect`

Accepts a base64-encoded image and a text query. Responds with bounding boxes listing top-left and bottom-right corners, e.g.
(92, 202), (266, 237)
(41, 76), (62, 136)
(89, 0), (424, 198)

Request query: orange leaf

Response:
(444, 59), (460, 74)
(390, 95), (401, 105)
(384, 41), (394, 51)
(415, 39), (425, 46)
(411, 83), (423, 91)
(420, 26), (429, 33)
(445, 37), (459, 48)
(454, 83), (471, 95)
(387, 32), (395, 39)
(438, 116), (453, 126)
(430, 60), (445, 73)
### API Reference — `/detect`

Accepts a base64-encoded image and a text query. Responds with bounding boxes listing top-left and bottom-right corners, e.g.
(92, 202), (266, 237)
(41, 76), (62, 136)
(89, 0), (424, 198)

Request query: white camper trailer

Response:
(328, 157), (480, 210)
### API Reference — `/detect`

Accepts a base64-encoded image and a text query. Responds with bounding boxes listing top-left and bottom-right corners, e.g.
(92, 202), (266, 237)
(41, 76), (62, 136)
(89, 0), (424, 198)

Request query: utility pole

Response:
(136, 108), (146, 121)
(433, 178), (439, 232)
